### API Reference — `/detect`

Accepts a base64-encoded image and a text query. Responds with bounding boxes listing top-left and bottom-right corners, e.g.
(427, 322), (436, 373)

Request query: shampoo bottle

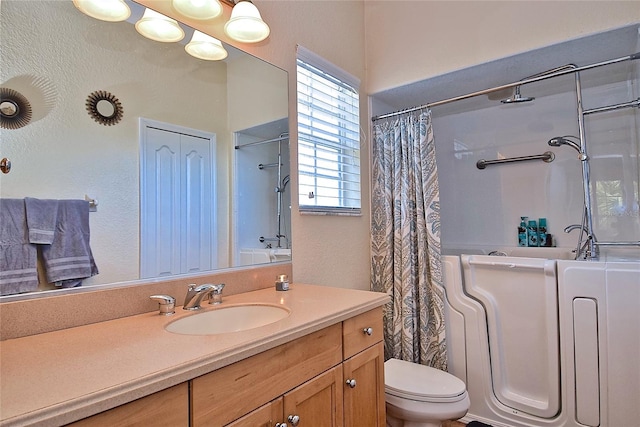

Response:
(527, 219), (539, 247)
(538, 218), (548, 247)
(518, 217), (528, 247)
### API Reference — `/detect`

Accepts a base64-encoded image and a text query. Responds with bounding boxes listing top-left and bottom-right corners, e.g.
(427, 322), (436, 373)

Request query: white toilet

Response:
(384, 358), (470, 427)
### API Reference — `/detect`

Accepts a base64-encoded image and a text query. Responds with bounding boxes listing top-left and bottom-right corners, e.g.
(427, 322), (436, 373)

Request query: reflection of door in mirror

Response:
(140, 118), (216, 278)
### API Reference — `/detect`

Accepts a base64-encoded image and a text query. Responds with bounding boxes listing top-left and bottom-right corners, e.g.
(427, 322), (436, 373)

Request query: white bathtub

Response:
(443, 254), (640, 427)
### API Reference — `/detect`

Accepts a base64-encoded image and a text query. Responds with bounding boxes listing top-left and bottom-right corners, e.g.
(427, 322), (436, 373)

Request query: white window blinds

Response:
(296, 46), (361, 215)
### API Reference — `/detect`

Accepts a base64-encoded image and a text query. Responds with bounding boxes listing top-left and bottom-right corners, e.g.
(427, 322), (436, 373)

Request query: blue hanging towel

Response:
(0, 199), (39, 295)
(40, 200), (98, 288)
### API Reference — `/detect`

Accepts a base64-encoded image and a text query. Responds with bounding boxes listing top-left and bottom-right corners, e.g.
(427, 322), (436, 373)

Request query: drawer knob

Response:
(363, 327), (373, 336)
(275, 423), (288, 427)
(346, 378), (357, 388)
(288, 414), (300, 426)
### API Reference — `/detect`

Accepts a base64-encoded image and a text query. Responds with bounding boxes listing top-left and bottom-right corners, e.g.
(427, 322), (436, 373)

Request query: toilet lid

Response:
(384, 358), (466, 402)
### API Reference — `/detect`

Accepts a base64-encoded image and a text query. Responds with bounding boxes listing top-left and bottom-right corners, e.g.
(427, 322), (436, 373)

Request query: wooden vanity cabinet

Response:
(191, 324), (343, 426)
(68, 308), (385, 427)
(343, 342), (385, 427)
(226, 399), (284, 427)
(226, 365), (344, 427)
(65, 383), (188, 427)
(192, 308), (385, 427)
(342, 308), (386, 427)
(283, 365), (344, 426)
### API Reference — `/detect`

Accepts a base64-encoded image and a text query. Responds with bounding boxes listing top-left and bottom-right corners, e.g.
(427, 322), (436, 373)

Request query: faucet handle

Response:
(208, 283), (225, 305)
(150, 295), (176, 315)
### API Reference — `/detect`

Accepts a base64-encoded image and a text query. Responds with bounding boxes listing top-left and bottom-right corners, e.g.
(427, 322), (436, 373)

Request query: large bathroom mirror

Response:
(0, 0), (290, 298)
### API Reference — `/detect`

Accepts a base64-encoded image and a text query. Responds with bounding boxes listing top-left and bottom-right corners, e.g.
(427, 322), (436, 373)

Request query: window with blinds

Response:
(296, 47), (361, 215)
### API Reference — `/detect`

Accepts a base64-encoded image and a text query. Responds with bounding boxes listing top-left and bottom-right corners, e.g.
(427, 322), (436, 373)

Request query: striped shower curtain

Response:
(371, 110), (447, 370)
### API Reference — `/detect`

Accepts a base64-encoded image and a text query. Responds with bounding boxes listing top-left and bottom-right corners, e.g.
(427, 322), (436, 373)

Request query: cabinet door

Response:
(226, 398), (283, 427)
(283, 366), (344, 427)
(66, 383), (188, 427)
(343, 342), (386, 427)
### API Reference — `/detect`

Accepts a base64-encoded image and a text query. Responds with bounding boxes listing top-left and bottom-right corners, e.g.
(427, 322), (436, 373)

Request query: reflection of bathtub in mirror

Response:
(239, 248), (292, 266)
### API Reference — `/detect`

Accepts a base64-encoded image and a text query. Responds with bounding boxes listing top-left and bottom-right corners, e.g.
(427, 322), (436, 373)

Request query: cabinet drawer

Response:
(191, 323), (342, 427)
(343, 307), (383, 359)
(66, 383), (188, 427)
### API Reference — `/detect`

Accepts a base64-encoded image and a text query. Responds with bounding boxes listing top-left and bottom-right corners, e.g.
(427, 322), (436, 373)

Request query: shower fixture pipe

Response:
(573, 69), (598, 260)
(235, 134), (289, 149)
(583, 98), (640, 115)
(256, 133), (290, 249)
(371, 52), (640, 121)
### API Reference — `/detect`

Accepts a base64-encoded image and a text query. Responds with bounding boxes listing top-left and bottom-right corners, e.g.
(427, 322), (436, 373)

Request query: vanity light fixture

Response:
(224, 0), (270, 43)
(135, 8), (185, 43)
(185, 31), (228, 60)
(171, 0), (223, 20)
(72, 0), (131, 22)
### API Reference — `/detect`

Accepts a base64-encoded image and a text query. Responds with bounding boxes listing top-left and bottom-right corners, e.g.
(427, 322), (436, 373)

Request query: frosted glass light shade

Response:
(172, 0), (223, 20)
(73, 0), (131, 22)
(185, 31), (228, 61)
(224, 1), (270, 43)
(135, 8), (185, 43)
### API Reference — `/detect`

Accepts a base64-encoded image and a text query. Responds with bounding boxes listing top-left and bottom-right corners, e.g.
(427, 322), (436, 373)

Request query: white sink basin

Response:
(165, 304), (290, 335)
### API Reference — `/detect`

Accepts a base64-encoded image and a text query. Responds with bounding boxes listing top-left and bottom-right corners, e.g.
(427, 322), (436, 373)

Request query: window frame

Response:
(296, 45), (362, 216)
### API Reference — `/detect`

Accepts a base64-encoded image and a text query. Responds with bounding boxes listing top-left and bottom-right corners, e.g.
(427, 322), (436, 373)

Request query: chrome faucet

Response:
(564, 224), (598, 260)
(183, 284), (217, 310)
(207, 283), (225, 305)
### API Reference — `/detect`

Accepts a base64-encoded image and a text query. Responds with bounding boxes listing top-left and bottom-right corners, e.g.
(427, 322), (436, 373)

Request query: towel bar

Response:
(84, 195), (98, 211)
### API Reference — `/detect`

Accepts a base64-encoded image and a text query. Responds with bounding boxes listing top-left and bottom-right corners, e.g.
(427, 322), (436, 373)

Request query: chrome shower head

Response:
(547, 136), (582, 154)
(501, 86), (535, 104)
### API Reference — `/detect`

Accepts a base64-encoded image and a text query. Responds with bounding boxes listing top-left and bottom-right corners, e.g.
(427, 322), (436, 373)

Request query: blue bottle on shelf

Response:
(527, 219), (539, 247)
(518, 217), (528, 247)
(538, 218), (548, 247)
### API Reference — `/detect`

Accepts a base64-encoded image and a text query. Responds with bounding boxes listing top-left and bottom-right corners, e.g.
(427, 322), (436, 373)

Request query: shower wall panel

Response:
(433, 60), (640, 255)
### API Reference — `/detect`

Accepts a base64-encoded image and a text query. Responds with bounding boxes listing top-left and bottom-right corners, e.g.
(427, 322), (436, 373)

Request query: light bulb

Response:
(185, 31), (228, 61)
(171, 0), (223, 20)
(224, 1), (270, 43)
(73, 0), (131, 22)
(135, 8), (185, 43)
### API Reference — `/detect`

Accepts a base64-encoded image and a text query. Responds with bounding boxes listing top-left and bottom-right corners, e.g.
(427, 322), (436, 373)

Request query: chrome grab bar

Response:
(592, 241), (640, 247)
(476, 151), (555, 170)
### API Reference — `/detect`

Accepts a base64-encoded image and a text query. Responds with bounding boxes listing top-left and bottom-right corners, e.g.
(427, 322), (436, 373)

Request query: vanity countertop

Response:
(0, 283), (388, 427)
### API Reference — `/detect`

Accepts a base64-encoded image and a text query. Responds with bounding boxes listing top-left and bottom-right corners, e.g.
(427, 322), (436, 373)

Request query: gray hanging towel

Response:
(24, 197), (59, 244)
(41, 200), (98, 287)
(0, 199), (39, 295)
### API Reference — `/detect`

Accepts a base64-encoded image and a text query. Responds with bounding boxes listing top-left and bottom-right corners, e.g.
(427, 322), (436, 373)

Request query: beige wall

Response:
(237, 1), (372, 291)
(364, 1), (640, 94)
(222, 1), (639, 292)
(136, 0), (371, 291)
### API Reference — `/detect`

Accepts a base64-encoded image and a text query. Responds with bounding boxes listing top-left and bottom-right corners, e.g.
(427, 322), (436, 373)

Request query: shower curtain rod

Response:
(371, 52), (640, 121)
(234, 134), (289, 149)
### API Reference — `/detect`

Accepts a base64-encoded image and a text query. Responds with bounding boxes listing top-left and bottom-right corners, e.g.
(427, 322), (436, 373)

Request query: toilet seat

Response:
(385, 358), (467, 403)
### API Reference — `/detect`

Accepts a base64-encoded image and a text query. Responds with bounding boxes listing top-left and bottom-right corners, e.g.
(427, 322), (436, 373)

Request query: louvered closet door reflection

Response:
(141, 121), (215, 278)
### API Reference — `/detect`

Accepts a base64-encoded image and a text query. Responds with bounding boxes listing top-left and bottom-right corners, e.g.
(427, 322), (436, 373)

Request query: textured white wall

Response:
(1, 1), (288, 288)
(1, 1), (229, 287)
